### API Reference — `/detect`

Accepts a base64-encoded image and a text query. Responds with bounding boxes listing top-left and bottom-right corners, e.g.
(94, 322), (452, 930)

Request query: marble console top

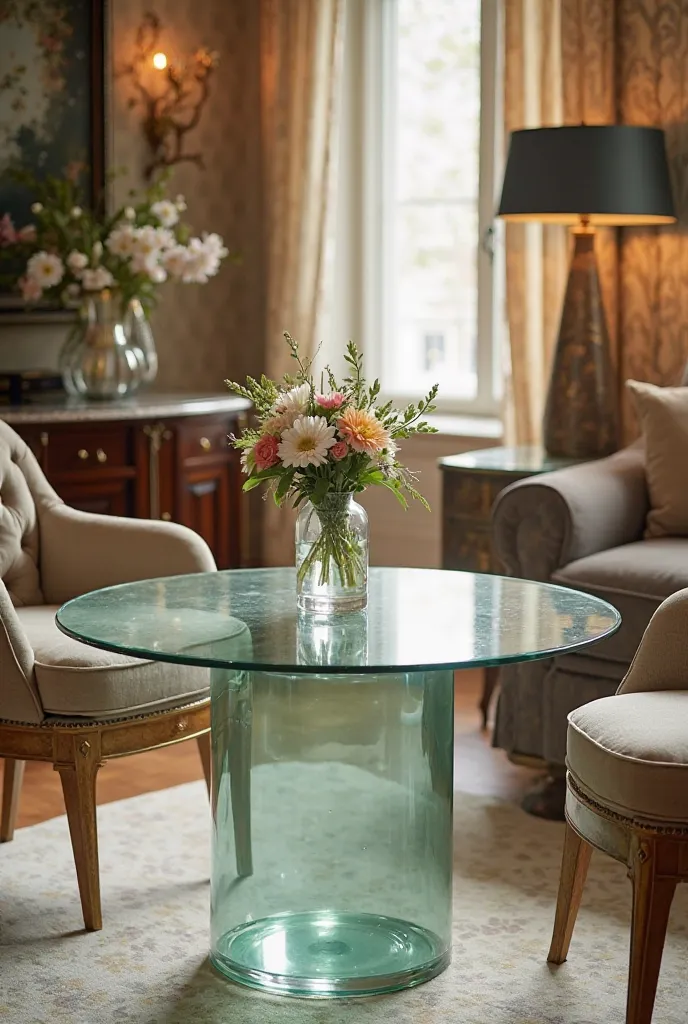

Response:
(0, 392), (251, 425)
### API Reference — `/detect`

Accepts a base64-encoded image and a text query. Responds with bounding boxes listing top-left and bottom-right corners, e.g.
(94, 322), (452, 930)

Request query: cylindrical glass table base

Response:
(210, 666), (454, 997)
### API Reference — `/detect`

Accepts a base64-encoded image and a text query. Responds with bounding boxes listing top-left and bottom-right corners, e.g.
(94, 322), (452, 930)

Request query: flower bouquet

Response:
(227, 333), (438, 612)
(0, 170), (230, 398)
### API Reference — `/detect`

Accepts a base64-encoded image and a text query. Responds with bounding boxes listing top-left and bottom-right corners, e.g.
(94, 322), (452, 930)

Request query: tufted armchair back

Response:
(0, 420), (62, 608)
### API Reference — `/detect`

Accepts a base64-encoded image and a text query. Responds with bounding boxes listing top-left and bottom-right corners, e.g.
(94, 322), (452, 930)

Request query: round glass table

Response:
(56, 567), (620, 999)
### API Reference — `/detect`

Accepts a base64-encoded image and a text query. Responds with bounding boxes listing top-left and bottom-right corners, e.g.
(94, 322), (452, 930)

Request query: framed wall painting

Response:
(0, 0), (107, 315)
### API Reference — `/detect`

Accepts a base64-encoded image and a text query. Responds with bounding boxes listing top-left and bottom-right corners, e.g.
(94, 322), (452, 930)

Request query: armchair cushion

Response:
(16, 607), (209, 718)
(626, 380), (688, 538)
(552, 537), (688, 664)
(568, 691), (688, 825)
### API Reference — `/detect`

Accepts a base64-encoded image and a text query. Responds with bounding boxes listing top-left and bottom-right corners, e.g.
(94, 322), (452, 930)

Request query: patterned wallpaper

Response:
(111, 0), (264, 393)
(618, 0), (688, 403)
(561, 0), (688, 435)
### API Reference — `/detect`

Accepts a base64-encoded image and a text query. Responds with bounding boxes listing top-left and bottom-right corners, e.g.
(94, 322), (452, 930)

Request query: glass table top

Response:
(56, 568), (621, 675)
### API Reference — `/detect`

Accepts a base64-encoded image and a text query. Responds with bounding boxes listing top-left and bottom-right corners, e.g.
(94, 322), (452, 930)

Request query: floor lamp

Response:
(497, 125), (675, 459)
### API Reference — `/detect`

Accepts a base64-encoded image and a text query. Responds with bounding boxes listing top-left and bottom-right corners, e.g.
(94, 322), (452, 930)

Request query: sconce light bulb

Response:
(152, 51), (168, 70)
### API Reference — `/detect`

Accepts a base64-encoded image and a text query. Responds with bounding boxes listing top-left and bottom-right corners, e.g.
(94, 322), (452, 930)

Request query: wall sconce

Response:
(119, 12), (219, 179)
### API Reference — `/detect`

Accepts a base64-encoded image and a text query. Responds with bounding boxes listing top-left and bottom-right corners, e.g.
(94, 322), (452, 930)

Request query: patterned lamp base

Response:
(543, 229), (620, 458)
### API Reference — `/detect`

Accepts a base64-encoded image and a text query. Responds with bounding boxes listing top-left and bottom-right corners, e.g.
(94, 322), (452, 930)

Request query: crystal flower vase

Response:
(295, 493), (369, 613)
(59, 290), (147, 400)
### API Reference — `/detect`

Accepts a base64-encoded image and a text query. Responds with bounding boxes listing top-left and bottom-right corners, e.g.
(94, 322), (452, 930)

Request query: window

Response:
(328, 0), (503, 418)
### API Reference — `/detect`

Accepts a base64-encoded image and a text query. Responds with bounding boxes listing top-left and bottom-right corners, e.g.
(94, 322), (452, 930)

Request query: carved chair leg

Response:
(1, 758), (26, 842)
(626, 840), (677, 1024)
(197, 732), (211, 797)
(56, 741), (103, 931)
(229, 711), (253, 878)
(227, 673), (253, 878)
(479, 666), (500, 730)
(547, 822), (593, 965)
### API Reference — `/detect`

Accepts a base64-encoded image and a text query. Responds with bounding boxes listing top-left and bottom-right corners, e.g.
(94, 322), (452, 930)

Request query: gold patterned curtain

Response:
(260, 0), (344, 565)
(503, 0), (688, 445)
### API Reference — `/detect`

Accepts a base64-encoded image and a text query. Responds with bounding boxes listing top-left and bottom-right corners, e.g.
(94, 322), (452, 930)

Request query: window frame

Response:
(352, 0), (503, 418)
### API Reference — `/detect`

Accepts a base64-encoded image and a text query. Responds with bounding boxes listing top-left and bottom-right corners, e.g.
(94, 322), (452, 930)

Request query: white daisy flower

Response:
(92, 240), (103, 261)
(132, 225), (162, 259)
(81, 266), (114, 291)
(130, 251), (160, 275)
(66, 250), (89, 275)
(240, 447), (256, 475)
(26, 251), (64, 288)
(106, 225), (137, 258)
(31, 202), (43, 214)
(161, 244), (190, 279)
(124, 206), (136, 220)
(275, 382), (311, 416)
(201, 232), (228, 259)
(278, 415), (336, 469)
(151, 200), (179, 228)
(70, 206), (83, 219)
(181, 236), (220, 282)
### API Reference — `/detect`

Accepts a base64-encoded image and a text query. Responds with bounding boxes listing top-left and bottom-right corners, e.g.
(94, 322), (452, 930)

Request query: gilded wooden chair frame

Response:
(0, 698), (211, 931)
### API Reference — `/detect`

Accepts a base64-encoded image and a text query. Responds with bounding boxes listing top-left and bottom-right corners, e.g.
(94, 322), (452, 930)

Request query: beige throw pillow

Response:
(626, 380), (688, 538)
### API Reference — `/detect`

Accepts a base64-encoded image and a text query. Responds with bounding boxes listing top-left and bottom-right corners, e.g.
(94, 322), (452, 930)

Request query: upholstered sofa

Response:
(491, 442), (688, 814)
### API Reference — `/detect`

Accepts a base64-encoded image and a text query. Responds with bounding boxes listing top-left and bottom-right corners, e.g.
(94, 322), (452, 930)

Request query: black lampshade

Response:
(497, 125), (676, 226)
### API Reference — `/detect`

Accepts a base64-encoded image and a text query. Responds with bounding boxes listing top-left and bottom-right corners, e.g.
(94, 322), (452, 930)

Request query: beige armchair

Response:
(0, 420), (216, 930)
(547, 587), (688, 1024)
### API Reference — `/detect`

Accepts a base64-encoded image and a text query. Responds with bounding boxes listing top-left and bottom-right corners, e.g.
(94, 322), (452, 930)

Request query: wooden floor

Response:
(5, 670), (538, 831)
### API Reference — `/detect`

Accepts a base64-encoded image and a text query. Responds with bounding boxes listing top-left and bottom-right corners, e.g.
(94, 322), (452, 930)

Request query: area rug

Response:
(1, 773), (686, 1024)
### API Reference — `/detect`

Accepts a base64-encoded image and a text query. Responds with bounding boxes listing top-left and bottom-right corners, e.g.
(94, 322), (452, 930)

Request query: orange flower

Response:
(337, 408), (391, 456)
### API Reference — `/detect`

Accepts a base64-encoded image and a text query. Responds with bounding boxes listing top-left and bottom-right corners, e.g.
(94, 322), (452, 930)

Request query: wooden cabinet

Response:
(3, 395), (250, 569)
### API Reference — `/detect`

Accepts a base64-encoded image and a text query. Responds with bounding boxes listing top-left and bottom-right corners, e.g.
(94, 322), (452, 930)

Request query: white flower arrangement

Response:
(0, 171), (231, 312)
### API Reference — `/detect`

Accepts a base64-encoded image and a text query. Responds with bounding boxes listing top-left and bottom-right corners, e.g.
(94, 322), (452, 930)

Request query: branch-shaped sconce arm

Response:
(117, 12), (218, 179)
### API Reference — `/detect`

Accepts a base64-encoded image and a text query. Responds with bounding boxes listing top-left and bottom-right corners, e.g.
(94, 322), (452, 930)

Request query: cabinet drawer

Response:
(179, 420), (231, 462)
(46, 427), (133, 472)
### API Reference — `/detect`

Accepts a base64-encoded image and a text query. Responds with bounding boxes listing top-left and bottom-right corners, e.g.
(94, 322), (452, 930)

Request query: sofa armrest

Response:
(618, 588), (688, 694)
(492, 444), (648, 581)
(39, 504), (217, 605)
(0, 581), (43, 723)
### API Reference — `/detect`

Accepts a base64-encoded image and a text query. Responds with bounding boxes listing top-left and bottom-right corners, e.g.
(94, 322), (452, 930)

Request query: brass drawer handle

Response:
(161, 512), (172, 521)
(200, 436), (212, 451)
(78, 449), (89, 460)
(96, 448), (107, 463)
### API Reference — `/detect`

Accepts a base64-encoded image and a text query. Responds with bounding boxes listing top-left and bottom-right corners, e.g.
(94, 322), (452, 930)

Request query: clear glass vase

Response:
(295, 493), (369, 613)
(59, 290), (148, 400)
(125, 297), (158, 386)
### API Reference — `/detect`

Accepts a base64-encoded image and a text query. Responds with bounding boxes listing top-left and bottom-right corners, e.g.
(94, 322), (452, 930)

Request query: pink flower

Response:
(17, 224), (37, 243)
(316, 391), (346, 410)
(330, 441), (348, 461)
(19, 276), (43, 302)
(254, 434), (280, 470)
(0, 214), (16, 247)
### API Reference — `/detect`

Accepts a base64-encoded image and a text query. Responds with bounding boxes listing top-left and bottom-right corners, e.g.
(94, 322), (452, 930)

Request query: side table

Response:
(439, 446), (583, 727)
